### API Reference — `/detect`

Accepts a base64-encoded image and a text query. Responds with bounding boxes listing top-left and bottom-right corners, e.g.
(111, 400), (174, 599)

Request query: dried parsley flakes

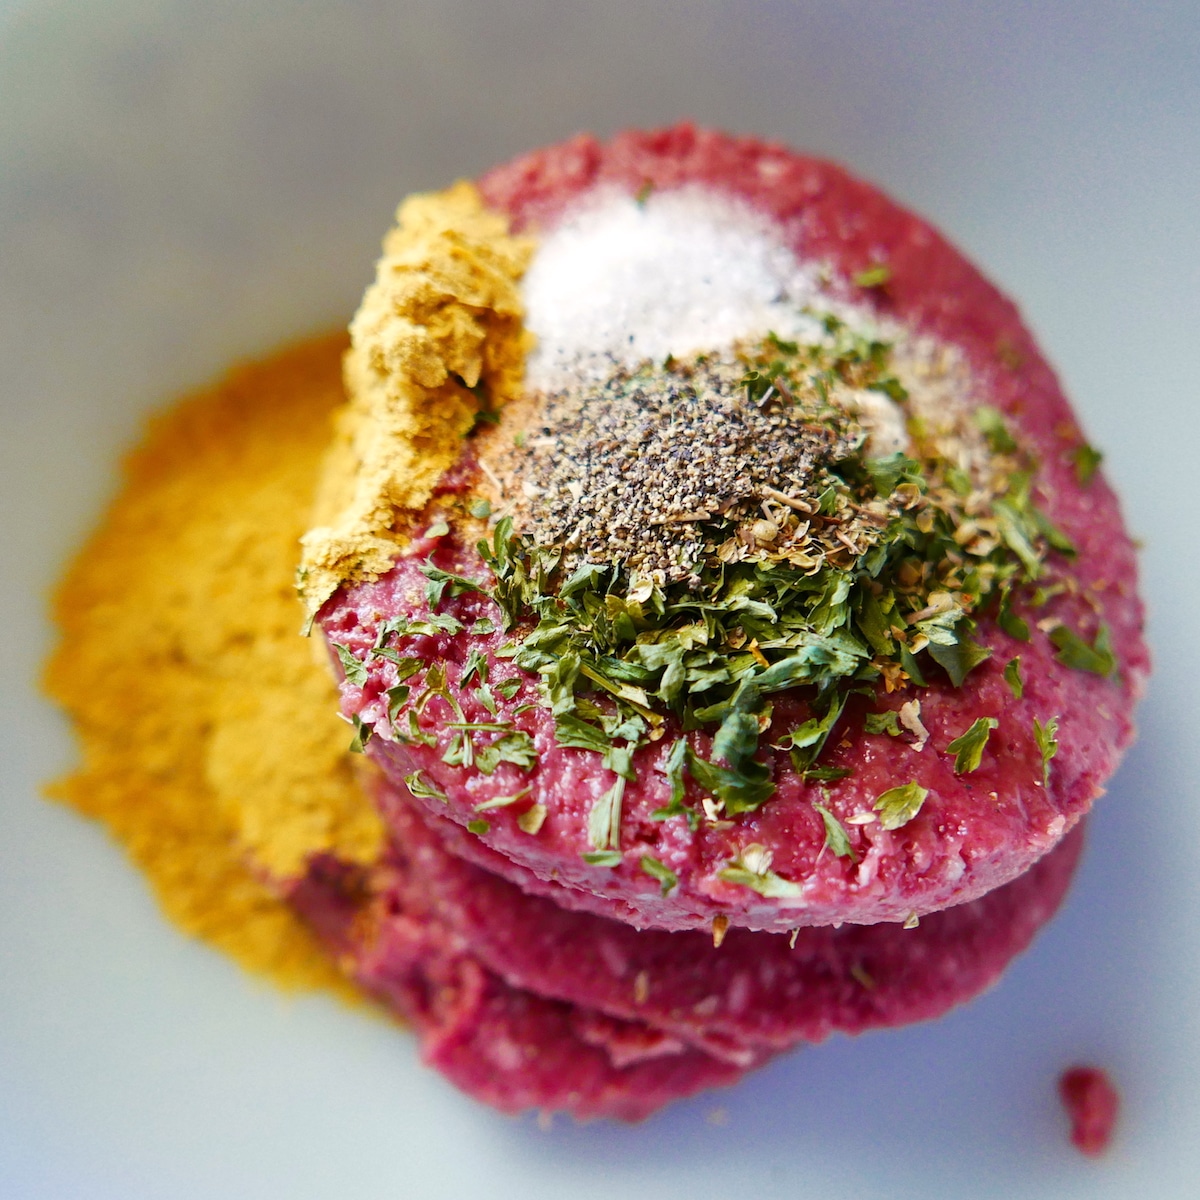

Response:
(462, 320), (1082, 831)
(1033, 716), (1060, 786)
(874, 782), (929, 831)
(945, 717), (999, 774)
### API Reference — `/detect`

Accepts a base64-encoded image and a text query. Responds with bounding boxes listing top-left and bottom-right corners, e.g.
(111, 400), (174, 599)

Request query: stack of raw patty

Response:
(287, 126), (1147, 1120)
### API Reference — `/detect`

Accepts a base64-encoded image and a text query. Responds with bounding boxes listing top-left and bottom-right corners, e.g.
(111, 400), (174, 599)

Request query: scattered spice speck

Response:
(853, 263), (892, 288)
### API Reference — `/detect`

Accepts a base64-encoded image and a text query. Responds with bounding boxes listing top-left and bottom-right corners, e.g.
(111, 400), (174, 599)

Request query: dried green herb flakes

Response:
(945, 717), (998, 774)
(367, 322), (1101, 869)
(471, 327), (1073, 828)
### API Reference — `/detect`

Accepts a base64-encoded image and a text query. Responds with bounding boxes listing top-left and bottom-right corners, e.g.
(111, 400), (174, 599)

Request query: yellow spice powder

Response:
(298, 182), (534, 618)
(43, 333), (384, 993)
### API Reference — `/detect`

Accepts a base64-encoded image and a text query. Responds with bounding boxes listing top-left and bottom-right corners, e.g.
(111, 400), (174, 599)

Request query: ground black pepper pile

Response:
(494, 356), (865, 583)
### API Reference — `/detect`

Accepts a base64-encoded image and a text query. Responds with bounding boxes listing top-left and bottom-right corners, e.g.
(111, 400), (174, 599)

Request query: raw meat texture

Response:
(286, 820), (752, 1121)
(286, 774), (1083, 1116)
(325, 528), (1136, 932)
(320, 126), (1146, 931)
(376, 782), (1085, 1055)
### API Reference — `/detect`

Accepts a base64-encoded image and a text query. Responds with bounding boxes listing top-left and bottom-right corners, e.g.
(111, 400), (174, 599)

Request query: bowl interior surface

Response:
(2, 3), (1198, 1198)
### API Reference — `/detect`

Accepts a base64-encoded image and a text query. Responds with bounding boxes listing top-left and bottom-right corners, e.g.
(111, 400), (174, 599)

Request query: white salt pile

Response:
(521, 186), (825, 390)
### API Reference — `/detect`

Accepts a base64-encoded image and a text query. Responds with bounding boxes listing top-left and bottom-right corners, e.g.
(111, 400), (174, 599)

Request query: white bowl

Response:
(2, 3), (1198, 1197)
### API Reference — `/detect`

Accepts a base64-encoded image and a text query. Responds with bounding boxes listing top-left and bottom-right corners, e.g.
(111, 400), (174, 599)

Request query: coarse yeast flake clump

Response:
(297, 183), (533, 621)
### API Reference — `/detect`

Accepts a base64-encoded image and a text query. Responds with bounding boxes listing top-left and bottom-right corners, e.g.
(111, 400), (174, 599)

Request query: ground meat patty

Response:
(330, 537), (1134, 932)
(319, 125), (1146, 934)
(286, 818), (754, 1121)
(373, 778), (1085, 1057)
(286, 776), (1082, 1115)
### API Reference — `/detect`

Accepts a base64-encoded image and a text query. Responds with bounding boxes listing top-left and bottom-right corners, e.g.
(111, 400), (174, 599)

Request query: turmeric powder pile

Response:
(43, 183), (534, 997)
(43, 333), (385, 994)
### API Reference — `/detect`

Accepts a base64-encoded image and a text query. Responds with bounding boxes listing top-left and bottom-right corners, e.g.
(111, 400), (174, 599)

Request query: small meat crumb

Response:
(1058, 1065), (1119, 1156)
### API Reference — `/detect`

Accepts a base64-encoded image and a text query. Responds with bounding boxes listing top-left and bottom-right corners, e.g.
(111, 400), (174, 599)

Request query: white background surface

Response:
(2, 2), (1198, 1197)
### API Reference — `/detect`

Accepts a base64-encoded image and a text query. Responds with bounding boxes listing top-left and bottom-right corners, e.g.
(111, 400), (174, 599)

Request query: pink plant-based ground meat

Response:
(287, 775), (1083, 1116)
(286, 817), (755, 1121)
(300, 125), (1148, 1118)
(377, 780), (1084, 1057)
(328, 531), (1135, 932)
(320, 126), (1146, 935)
